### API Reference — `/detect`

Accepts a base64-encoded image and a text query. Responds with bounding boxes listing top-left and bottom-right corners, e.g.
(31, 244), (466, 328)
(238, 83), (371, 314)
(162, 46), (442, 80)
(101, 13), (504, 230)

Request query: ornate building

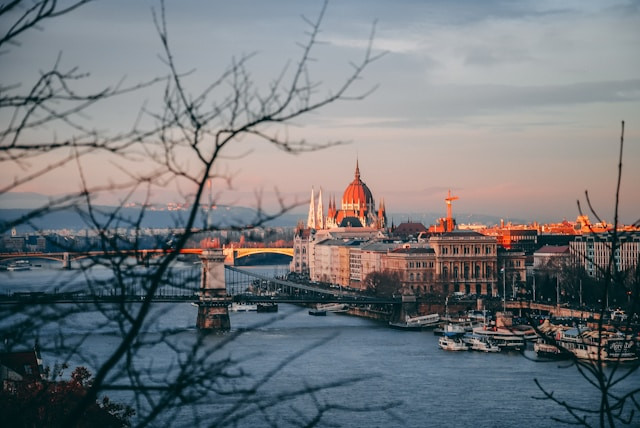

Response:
(307, 160), (387, 230)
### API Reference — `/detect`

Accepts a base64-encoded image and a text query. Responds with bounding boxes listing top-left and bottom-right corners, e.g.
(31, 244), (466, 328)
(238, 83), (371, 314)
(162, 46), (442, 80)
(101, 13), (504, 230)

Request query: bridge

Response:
(0, 264), (398, 306)
(0, 247), (293, 267)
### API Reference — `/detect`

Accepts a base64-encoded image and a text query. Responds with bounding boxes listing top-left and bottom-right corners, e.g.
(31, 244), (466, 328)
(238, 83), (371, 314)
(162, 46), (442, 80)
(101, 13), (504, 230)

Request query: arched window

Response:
(443, 266), (448, 279)
(453, 266), (459, 279)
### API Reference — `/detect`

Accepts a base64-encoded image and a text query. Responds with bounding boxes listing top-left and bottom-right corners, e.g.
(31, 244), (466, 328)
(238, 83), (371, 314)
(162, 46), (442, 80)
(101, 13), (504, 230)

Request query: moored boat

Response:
(472, 326), (525, 351)
(389, 313), (440, 330)
(534, 339), (571, 360)
(434, 322), (466, 337)
(438, 336), (469, 351)
(256, 303), (278, 313)
(463, 333), (500, 353)
(229, 302), (257, 312)
(308, 308), (327, 316)
(6, 260), (32, 271)
(555, 327), (637, 362)
(316, 303), (349, 313)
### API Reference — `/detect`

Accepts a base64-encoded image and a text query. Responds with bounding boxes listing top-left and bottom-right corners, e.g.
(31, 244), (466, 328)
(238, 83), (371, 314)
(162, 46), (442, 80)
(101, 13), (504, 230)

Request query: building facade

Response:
(429, 231), (499, 296)
(570, 232), (640, 277)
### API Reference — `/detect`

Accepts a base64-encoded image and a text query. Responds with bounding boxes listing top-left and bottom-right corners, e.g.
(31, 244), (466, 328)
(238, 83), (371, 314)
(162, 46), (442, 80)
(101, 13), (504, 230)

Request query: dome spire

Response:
(355, 158), (360, 181)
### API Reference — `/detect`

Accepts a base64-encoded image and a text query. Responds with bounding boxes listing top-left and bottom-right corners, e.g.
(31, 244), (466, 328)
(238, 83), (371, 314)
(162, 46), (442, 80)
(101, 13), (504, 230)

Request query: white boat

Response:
(463, 334), (500, 353)
(229, 302), (257, 312)
(316, 303), (349, 313)
(389, 313), (440, 330)
(472, 326), (525, 351)
(555, 327), (637, 362)
(7, 260), (32, 271)
(438, 336), (469, 351)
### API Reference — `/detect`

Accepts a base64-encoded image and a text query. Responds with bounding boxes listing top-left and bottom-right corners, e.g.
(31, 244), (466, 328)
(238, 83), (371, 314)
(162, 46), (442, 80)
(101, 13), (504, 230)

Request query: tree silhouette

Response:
(1, 1), (391, 426)
(530, 122), (640, 427)
(0, 365), (134, 427)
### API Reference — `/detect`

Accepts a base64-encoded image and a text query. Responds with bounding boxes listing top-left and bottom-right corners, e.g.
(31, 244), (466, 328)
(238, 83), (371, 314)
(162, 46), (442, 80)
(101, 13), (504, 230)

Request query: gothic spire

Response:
(307, 187), (316, 229)
(316, 188), (324, 230)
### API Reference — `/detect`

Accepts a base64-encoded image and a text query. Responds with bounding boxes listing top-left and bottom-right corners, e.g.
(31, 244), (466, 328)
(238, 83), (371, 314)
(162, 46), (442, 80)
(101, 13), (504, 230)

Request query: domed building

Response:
(307, 161), (386, 230)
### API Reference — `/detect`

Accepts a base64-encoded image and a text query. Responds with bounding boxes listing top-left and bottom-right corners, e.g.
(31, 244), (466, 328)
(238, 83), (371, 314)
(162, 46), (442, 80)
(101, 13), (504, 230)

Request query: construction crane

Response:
(445, 190), (458, 231)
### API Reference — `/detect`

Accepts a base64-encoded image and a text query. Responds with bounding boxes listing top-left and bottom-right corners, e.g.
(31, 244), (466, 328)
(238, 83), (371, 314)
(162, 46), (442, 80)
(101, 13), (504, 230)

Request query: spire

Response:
(377, 198), (387, 229)
(307, 187), (316, 229)
(355, 158), (360, 181)
(316, 188), (324, 230)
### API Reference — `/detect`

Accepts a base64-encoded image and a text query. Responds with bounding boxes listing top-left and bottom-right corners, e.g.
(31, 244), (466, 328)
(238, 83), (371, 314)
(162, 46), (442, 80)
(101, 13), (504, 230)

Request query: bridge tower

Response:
(196, 248), (231, 331)
(62, 252), (71, 269)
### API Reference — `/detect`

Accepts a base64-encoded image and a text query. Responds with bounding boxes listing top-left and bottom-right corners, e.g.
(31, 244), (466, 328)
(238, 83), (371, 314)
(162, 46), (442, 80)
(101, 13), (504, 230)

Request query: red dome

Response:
(341, 162), (374, 211)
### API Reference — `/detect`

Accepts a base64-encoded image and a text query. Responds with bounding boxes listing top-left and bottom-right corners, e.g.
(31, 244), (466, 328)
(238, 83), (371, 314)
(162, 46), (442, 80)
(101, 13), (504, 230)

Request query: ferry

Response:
(389, 313), (440, 330)
(6, 260), (32, 271)
(229, 302), (257, 312)
(554, 327), (637, 362)
(471, 326), (525, 351)
(316, 303), (349, 313)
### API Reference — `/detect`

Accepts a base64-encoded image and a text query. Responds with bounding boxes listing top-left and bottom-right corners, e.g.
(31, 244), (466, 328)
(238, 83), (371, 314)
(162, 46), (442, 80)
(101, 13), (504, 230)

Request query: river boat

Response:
(438, 336), (469, 351)
(256, 303), (278, 313)
(512, 324), (538, 341)
(463, 333), (500, 353)
(555, 327), (637, 362)
(389, 313), (440, 330)
(533, 339), (571, 360)
(229, 302), (257, 312)
(472, 326), (525, 351)
(316, 303), (349, 313)
(6, 260), (32, 271)
(308, 308), (327, 316)
(434, 322), (467, 337)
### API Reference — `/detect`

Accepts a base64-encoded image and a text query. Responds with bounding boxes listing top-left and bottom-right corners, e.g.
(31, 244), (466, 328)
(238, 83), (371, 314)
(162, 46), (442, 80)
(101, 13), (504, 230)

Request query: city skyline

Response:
(2, 0), (639, 225)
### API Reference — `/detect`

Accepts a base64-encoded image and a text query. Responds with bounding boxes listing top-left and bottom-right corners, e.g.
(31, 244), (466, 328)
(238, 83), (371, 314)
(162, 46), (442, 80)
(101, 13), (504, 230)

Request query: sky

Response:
(1, 0), (639, 225)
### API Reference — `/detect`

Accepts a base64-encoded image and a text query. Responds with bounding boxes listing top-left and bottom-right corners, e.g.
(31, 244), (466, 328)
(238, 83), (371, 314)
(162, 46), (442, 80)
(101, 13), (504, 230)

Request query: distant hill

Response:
(0, 193), (523, 233)
(0, 206), (303, 233)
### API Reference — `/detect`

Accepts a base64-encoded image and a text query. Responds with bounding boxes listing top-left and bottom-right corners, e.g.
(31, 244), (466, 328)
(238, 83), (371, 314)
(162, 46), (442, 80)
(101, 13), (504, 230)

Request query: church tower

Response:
(316, 188), (325, 230)
(307, 187), (316, 229)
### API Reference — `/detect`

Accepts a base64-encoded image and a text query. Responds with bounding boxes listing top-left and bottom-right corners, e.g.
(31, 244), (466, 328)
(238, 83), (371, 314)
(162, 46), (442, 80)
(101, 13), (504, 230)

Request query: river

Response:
(1, 263), (638, 427)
